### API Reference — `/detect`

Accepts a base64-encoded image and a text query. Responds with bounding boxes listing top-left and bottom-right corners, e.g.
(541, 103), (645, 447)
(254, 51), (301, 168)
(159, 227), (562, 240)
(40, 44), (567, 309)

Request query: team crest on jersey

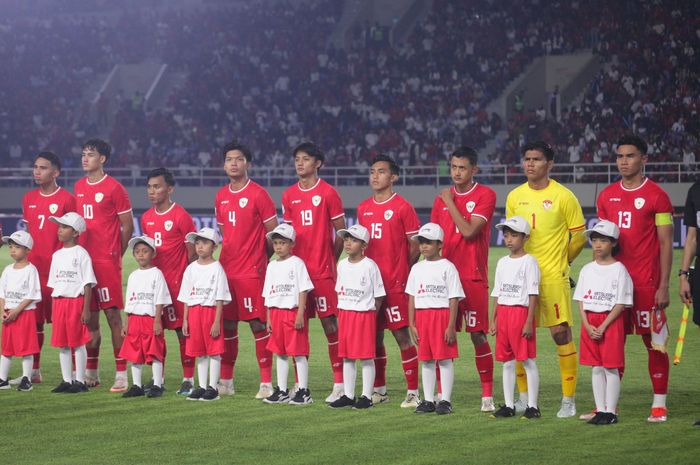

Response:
(95, 192), (104, 203)
(288, 270), (295, 281)
(49, 203), (58, 214)
(164, 220), (173, 231)
(542, 199), (553, 210)
(384, 210), (394, 220)
(360, 276), (367, 287)
(466, 201), (476, 213)
(312, 195), (321, 207)
(72, 258), (79, 268)
(634, 198), (645, 209)
(611, 280), (618, 291)
(239, 198), (248, 208)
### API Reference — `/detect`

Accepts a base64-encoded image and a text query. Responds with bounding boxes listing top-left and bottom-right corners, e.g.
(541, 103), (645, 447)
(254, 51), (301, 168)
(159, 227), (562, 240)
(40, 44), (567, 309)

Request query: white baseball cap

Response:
(337, 224), (370, 243)
(49, 212), (87, 234)
(128, 235), (157, 256)
(186, 227), (220, 245)
(2, 230), (33, 250)
(411, 223), (444, 242)
(266, 223), (296, 242)
(584, 220), (620, 240)
(495, 216), (531, 235)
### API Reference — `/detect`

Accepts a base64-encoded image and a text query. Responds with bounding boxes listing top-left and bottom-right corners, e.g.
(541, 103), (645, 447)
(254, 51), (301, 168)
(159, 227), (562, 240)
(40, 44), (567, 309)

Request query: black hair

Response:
(293, 141), (325, 166)
(371, 154), (400, 176)
(147, 167), (176, 186)
(222, 140), (252, 162)
(501, 226), (527, 237)
(521, 140), (554, 161)
(417, 237), (441, 245)
(82, 138), (112, 161)
(7, 239), (26, 248)
(451, 146), (478, 167)
(34, 151), (62, 171)
(616, 134), (648, 155)
(270, 233), (293, 242)
(589, 231), (621, 256)
(132, 240), (156, 254)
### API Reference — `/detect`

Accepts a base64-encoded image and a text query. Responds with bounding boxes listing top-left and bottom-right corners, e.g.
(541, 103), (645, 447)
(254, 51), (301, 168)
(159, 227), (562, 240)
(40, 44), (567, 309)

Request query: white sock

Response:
(438, 359), (454, 403)
(59, 348), (72, 382)
(74, 345), (87, 383)
(131, 364), (142, 387)
(209, 355), (221, 388)
(522, 358), (540, 409)
(604, 368), (620, 413)
(294, 356), (308, 390)
(361, 359), (375, 399)
(152, 360), (163, 387)
(421, 360), (436, 402)
(0, 355), (11, 380)
(22, 355), (33, 379)
(652, 393), (667, 409)
(591, 366), (606, 412)
(276, 355), (289, 392)
(375, 385), (387, 395)
(343, 359), (356, 399)
(502, 360), (516, 408)
(197, 357), (208, 389)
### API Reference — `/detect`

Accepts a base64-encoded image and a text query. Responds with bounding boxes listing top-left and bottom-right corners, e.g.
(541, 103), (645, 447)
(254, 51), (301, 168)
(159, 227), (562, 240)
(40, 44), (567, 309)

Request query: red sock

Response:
(474, 341), (494, 397)
(400, 346), (419, 390)
(643, 334), (669, 394)
(86, 346), (99, 370)
(374, 345), (387, 388)
(326, 331), (343, 383)
(114, 347), (127, 372)
(253, 330), (273, 384)
(436, 361), (442, 394)
(220, 327), (238, 380)
(179, 336), (194, 378)
(33, 329), (44, 369)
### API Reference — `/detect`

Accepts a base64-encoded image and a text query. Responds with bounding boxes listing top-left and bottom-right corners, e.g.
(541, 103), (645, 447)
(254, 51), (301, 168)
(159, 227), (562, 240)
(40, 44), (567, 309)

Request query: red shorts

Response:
(266, 308), (309, 356)
(624, 287), (655, 335)
(185, 305), (224, 357)
(118, 314), (166, 364)
(415, 309), (459, 361)
(457, 280), (489, 332)
(35, 275), (52, 325)
(495, 305), (536, 362)
(223, 277), (266, 322)
(338, 309), (376, 359)
(307, 277), (338, 319)
(377, 292), (409, 331)
(580, 311), (625, 369)
(51, 296), (91, 348)
(1, 309), (39, 357)
(91, 259), (124, 311)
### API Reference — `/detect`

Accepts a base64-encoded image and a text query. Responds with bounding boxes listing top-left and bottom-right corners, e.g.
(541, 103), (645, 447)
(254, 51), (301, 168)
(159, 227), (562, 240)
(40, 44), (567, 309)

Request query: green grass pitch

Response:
(1, 247), (699, 465)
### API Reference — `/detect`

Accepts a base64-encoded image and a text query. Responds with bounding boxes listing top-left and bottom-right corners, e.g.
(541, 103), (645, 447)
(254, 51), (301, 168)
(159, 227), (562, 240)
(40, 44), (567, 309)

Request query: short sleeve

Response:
(616, 266), (634, 306)
(525, 257), (540, 295)
(326, 186), (345, 220)
(154, 271), (172, 306)
(490, 262), (502, 298)
(505, 191), (515, 218)
(215, 266), (232, 303)
(113, 182), (132, 216)
(297, 260), (314, 293)
(65, 192), (77, 213)
(27, 266), (42, 302)
(446, 263), (466, 300)
(596, 190), (609, 221)
(401, 202), (421, 235)
(177, 267), (193, 303)
(572, 268), (586, 302)
(563, 190), (585, 231)
(653, 187), (674, 215)
(257, 189), (278, 224)
(405, 266), (417, 296)
(215, 191), (225, 226)
(262, 263), (273, 299)
(21, 194), (29, 223)
(47, 257), (57, 289)
(177, 207), (197, 237)
(472, 188), (496, 222)
(372, 261), (386, 298)
(281, 190), (292, 223)
(80, 252), (97, 288)
(0, 268), (7, 299)
(430, 196), (441, 223)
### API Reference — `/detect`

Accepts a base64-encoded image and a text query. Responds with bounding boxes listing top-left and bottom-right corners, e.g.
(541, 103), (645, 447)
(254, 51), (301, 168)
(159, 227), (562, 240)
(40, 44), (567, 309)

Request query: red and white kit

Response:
(47, 245), (96, 348)
(491, 254), (540, 362)
(574, 261), (633, 369)
(141, 202), (196, 329)
(178, 261), (231, 357)
(336, 257), (385, 359)
(0, 263), (42, 356)
(406, 258), (464, 361)
(431, 183), (495, 332)
(23, 187), (76, 323)
(262, 256), (314, 356)
(74, 175), (132, 310)
(357, 192), (419, 330)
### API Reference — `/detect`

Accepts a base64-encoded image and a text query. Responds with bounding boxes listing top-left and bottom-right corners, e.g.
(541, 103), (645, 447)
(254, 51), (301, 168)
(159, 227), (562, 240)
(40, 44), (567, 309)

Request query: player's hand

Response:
(521, 320), (534, 339)
(81, 309), (90, 325)
(266, 320), (272, 333)
(121, 326), (127, 338)
(444, 326), (456, 345)
(210, 323), (220, 338)
(488, 321), (496, 336)
(153, 319), (163, 336)
(294, 312), (305, 330)
(439, 188), (454, 204)
(182, 321), (189, 337)
(410, 325), (419, 343)
(655, 286), (670, 310)
(680, 278), (692, 305)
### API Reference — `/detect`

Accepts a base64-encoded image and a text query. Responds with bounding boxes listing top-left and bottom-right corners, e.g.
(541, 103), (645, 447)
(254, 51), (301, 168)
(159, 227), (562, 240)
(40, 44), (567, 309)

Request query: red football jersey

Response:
(141, 202), (196, 292)
(430, 183), (496, 282)
(74, 174), (132, 262)
(282, 178), (345, 280)
(357, 192), (420, 293)
(596, 178), (674, 288)
(216, 179), (277, 279)
(22, 187), (77, 274)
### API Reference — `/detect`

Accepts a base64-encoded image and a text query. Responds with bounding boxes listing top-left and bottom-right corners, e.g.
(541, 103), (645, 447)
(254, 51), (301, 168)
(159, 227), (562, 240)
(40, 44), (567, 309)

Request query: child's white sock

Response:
(197, 357), (208, 389)
(74, 345), (87, 383)
(294, 356), (308, 389)
(343, 359), (356, 398)
(131, 364), (142, 387)
(502, 360), (516, 408)
(361, 359), (375, 399)
(437, 359), (454, 403)
(209, 355), (221, 388)
(604, 368), (620, 413)
(152, 360), (163, 388)
(591, 366), (606, 412)
(22, 355), (33, 379)
(522, 358), (540, 408)
(0, 355), (11, 380)
(276, 355), (289, 392)
(59, 348), (72, 382)
(421, 360), (436, 403)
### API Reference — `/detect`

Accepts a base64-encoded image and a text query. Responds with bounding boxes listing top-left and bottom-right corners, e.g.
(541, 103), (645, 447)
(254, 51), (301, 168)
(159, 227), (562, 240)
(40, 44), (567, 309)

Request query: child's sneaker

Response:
(51, 381), (72, 393)
(147, 385), (164, 398)
(490, 405), (516, 418)
(325, 384), (345, 403)
(521, 406), (541, 420)
(371, 391), (388, 404)
(647, 407), (667, 423)
(414, 400), (436, 414)
(288, 388), (313, 406)
(436, 400), (453, 415)
(587, 411), (606, 425)
(177, 379), (194, 396)
(122, 385), (145, 398)
(187, 387), (206, 401)
(481, 396), (496, 412)
(0, 379), (10, 390)
(329, 395), (355, 409)
(400, 392), (420, 408)
(600, 412), (618, 425)
(263, 387), (290, 404)
(201, 386), (220, 401)
(67, 381), (89, 393)
(353, 395), (373, 409)
(255, 382), (273, 400)
(17, 377), (33, 392)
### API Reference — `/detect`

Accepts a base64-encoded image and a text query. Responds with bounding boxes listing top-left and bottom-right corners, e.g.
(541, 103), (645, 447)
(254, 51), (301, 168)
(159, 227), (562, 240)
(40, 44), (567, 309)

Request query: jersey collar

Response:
(619, 177), (648, 192)
(297, 178), (321, 192)
(372, 192), (397, 205)
(453, 182), (478, 196)
(228, 179), (251, 194)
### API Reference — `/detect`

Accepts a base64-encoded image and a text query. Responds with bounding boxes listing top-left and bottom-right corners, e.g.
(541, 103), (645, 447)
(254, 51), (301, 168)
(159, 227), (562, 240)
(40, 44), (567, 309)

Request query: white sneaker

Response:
(481, 396), (496, 412)
(85, 369), (101, 388)
(400, 392), (420, 408)
(255, 382), (273, 400)
(109, 372), (128, 392)
(514, 398), (527, 414)
(372, 391), (389, 404)
(8, 376), (23, 386)
(217, 379), (235, 396)
(325, 384), (345, 403)
(9, 368), (42, 385)
(557, 397), (576, 418)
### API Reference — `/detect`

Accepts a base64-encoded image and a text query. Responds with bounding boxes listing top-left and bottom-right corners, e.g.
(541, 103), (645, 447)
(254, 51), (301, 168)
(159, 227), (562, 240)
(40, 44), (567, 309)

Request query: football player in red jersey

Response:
(357, 155), (421, 408)
(281, 142), (346, 402)
(141, 168), (197, 395)
(74, 139), (134, 392)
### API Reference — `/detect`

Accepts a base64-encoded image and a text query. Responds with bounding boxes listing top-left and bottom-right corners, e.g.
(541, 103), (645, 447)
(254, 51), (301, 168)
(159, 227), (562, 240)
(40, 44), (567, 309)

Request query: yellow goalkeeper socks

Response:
(557, 342), (578, 397)
(515, 361), (528, 394)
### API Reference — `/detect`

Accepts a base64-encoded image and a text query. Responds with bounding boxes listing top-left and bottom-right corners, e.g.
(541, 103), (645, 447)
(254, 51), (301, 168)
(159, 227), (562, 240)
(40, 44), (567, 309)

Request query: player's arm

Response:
(211, 301), (223, 337)
(680, 225), (696, 304)
(296, 290), (307, 329)
(81, 284), (92, 324)
(656, 221), (674, 310)
(565, 192), (587, 263)
(568, 228), (586, 264)
(445, 297), (458, 344)
(332, 216), (347, 261)
(407, 234), (420, 265)
(182, 304), (189, 336)
(408, 295), (418, 342)
(439, 188), (487, 239)
(264, 216), (278, 259)
(374, 296), (384, 312)
(119, 211), (135, 256)
(0, 298), (5, 320)
(154, 304), (163, 336)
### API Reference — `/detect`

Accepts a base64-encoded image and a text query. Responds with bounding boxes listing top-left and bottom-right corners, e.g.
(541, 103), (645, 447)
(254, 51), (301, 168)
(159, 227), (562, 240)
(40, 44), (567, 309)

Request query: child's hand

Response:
(1, 310), (8, 323)
(210, 322), (220, 338)
(294, 312), (305, 330)
(182, 321), (189, 337)
(153, 319), (163, 336)
(266, 320), (272, 332)
(81, 309), (90, 325)
(121, 326), (127, 338)
(521, 320), (534, 339)
(587, 325), (599, 340)
(410, 325), (419, 343)
(488, 321), (497, 336)
(4, 308), (19, 323)
(444, 326), (456, 345)
(591, 326), (605, 339)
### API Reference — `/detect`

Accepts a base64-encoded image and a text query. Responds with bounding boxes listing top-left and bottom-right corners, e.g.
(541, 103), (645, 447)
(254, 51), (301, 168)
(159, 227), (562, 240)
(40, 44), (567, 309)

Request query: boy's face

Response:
(369, 161), (396, 192)
(224, 150), (249, 179)
(591, 235), (615, 259)
(195, 238), (216, 259)
(81, 147), (105, 173)
(147, 175), (173, 206)
(343, 236), (366, 257)
(33, 157), (58, 186)
(272, 237), (293, 258)
(133, 243), (156, 268)
(57, 224), (78, 243)
(503, 229), (527, 252)
(418, 238), (441, 260)
(8, 242), (29, 262)
(294, 151), (321, 178)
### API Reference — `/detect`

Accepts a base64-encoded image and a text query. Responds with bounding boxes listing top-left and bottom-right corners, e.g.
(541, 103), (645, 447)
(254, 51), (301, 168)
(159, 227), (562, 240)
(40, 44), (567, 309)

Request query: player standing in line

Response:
(282, 142), (346, 402)
(595, 135), (674, 423)
(357, 154), (421, 408)
(74, 139), (134, 391)
(505, 141), (587, 417)
(16, 152), (76, 385)
(215, 141), (277, 398)
(430, 147), (496, 412)
(141, 168), (197, 395)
